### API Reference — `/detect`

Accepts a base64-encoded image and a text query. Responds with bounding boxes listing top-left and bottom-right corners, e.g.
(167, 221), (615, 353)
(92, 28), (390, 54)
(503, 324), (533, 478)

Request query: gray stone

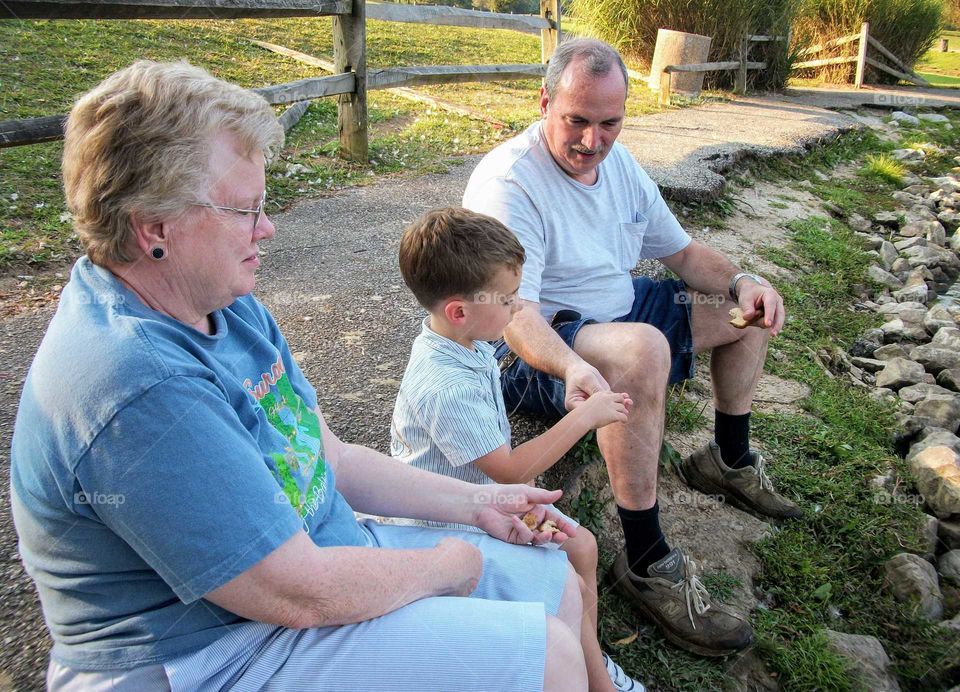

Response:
(920, 113), (951, 123)
(824, 630), (901, 692)
(892, 111), (921, 126)
(848, 212), (873, 233)
(899, 383), (957, 404)
(933, 176), (960, 194)
(923, 514), (940, 559)
(874, 211), (901, 228)
(928, 222), (948, 246)
(892, 147), (923, 161)
(875, 343), (911, 360)
(937, 210), (960, 231)
(908, 446), (960, 521)
(893, 270), (931, 304)
(903, 244), (946, 268)
(855, 232), (884, 251)
(871, 387), (898, 403)
(883, 552), (943, 619)
(939, 368), (960, 393)
(905, 205), (939, 224)
(879, 240), (899, 270)
(940, 518), (960, 550)
(900, 219), (941, 238)
(869, 265), (904, 291)
(925, 304), (960, 334)
(912, 344), (960, 373)
(892, 257), (912, 275)
(849, 329), (885, 358)
(893, 191), (920, 206)
(877, 358), (927, 389)
(907, 430), (960, 463)
(851, 356), (886, 373)
(934, 327), (960, 351)
(877, 301), (927, 320)
(894, 237), (926, 251)
(950, 232), (960, 253)
(882, 319), (930, 343)
(939, 550), (960, 585)
(938, 613), (960, 633)
(904, 184), (931, 196)
(915, 394), (960, 433)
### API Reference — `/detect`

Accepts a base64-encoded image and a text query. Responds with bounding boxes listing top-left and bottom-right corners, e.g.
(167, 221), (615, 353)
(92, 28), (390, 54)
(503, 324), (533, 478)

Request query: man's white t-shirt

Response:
(463, 121), (691, 323)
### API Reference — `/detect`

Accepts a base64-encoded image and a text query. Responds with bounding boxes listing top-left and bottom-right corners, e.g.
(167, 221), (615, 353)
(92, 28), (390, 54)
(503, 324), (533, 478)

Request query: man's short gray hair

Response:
(543, 38), (629, 99)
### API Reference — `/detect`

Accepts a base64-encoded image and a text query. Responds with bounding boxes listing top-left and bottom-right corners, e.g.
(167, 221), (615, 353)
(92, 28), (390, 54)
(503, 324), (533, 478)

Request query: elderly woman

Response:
(10, 61), (590, 691)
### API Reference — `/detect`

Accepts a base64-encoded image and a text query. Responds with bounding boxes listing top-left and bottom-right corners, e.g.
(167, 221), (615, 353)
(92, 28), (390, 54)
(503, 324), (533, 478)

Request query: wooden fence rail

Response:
(0, 0), (560, 158)
(792, 22), (929, 88)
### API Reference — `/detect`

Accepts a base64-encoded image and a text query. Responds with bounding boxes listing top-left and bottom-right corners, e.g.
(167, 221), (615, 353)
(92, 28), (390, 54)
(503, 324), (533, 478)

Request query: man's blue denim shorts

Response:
(493, 277), (694, 420)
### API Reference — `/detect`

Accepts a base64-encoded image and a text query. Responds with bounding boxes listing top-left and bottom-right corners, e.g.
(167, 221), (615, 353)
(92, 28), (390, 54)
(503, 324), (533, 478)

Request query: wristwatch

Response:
(729, 272), (764, 300)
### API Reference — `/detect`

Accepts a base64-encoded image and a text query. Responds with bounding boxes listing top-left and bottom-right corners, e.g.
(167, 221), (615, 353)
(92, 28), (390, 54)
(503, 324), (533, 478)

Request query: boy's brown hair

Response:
(399, 207), (525, 309)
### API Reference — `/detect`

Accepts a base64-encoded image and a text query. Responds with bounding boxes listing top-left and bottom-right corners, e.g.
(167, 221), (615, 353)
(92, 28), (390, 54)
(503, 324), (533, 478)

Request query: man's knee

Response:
(589, 323), (671, 385)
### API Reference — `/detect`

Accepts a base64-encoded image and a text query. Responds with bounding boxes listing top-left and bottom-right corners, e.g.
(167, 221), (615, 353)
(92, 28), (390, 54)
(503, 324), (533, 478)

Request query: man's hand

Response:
(430, 537), (484, 597)
(563, 360), (610, 411)
(737, 279), (786, 337)
(473, 485), (577, 545)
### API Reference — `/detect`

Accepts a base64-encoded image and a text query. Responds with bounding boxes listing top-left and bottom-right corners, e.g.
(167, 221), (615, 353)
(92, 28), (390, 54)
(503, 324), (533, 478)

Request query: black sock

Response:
(715, 410), (752, 469)
(618, 502), (670, 578)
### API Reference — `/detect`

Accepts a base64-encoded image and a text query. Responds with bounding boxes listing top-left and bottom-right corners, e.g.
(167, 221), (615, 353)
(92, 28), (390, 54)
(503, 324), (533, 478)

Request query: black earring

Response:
(151, 246), (165, 260)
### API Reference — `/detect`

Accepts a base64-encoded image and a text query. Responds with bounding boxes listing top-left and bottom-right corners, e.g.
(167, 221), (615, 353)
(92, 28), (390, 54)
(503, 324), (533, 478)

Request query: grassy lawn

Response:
(916, 29), (960, 87)
(0, 16), (664, 273)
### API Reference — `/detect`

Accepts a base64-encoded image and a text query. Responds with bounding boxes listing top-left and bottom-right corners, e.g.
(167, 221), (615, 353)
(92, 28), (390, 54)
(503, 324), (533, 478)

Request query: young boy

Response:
(392, 207), (643, 692)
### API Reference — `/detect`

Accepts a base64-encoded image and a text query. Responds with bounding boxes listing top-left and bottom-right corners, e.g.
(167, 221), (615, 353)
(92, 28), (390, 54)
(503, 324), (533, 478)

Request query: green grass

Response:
(858, 152), (906, 186)
(0, 17), (665, 272)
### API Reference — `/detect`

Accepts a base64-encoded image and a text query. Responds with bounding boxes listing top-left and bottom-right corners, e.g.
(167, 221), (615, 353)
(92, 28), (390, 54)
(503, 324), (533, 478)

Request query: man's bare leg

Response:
(572, 322), (671, 511)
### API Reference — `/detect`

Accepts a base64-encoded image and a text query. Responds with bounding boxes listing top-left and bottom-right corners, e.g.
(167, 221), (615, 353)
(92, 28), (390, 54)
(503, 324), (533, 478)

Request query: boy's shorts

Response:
(495, 277), (695, 420)
(154, 521), (571, 692)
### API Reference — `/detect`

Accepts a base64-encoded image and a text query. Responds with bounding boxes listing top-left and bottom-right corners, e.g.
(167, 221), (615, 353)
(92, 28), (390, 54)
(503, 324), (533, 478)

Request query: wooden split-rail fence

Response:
(0, 0), (562, 160)
(793, 21), (929, 89)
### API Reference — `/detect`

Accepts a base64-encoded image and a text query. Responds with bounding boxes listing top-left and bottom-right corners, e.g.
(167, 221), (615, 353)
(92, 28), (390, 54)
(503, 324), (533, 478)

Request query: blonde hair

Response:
(62, 60), (284, 266)
(399, 207), (525, 309)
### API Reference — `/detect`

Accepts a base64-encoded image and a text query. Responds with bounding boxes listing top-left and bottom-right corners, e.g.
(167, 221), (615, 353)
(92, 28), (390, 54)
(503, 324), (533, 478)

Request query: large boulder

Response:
(874, 343), (911, 360)
(934, 327), (960, 351)
(884, 553), (944, 619)
(877, 358), (927, 389)
(925, 304), (960, 333)
(900, 219), (940, 238)
(939, 550), (960, 586)
(898, 383), (957, 404)
(908, 446), (960, 520)
(880, 241), (899, 271)
(882, 319), (929, 343)
(869, 266), (904, 291)
(939, 368), (960, 393)
(912, 344), (960, 374)
(824, 630), (901, 692)
(940, 518), (960, 550)
(914, 394), (960, 433)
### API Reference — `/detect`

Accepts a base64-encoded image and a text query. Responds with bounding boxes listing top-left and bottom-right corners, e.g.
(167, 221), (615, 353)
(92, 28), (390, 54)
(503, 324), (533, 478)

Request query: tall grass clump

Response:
(569, 0), (801, 88)
(793, 0), (944, 83)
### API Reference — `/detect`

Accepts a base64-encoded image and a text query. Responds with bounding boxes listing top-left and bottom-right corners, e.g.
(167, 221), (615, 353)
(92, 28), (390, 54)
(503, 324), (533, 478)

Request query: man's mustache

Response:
(572, 145), (604, 156)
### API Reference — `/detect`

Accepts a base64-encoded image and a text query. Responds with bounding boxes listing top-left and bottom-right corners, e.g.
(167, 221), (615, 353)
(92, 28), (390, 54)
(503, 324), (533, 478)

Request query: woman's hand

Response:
(472, 485), (577, 545)
(430, 537), (484, 597)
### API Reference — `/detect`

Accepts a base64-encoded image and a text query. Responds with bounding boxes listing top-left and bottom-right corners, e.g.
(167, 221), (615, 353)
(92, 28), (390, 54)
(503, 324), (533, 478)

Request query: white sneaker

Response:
(602, 652), (645, 692)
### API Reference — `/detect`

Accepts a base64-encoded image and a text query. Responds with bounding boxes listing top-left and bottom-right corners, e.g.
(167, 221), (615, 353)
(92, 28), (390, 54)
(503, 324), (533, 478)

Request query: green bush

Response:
(793, 0), (944, 83)
(569, 0), (801, 89)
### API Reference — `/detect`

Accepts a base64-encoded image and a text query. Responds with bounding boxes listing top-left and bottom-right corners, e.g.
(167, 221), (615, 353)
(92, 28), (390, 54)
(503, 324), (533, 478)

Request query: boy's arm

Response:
(475, 391), (629, 484)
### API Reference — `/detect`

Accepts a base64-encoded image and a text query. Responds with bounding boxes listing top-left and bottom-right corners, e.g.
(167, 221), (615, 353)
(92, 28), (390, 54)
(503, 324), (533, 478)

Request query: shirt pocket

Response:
(619, 215), (648, 271)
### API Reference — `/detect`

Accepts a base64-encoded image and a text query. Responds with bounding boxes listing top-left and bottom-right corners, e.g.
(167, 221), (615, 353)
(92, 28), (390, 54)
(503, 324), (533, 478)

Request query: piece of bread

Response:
(522, 511), (539, 530)
(729, 306), (764, 329)
(521, 512), (559, 534)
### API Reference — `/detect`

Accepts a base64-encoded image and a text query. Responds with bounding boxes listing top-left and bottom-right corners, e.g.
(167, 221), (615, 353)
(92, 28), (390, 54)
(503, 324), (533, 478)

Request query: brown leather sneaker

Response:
(610, 548), (753, 657)
(682, 442), (802, 520)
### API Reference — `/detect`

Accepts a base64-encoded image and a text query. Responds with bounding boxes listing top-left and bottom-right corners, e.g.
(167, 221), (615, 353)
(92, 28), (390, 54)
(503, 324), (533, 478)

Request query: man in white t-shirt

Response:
(463, 38), (801, 658)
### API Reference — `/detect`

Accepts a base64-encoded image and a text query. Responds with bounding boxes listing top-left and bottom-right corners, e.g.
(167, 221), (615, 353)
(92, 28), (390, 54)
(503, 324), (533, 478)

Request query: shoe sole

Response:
(607, 561), (750, 658)
(681, 458), (801, 521)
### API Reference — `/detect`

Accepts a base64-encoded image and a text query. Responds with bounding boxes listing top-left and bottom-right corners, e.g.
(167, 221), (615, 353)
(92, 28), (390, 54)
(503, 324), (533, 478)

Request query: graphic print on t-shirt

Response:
(244, 354), (327, 519)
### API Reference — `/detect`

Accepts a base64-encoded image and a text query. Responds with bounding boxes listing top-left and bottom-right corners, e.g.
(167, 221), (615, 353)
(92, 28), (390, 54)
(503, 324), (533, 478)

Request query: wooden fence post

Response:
(854, 21), (869, 88)
(735, 33), (748, 94)
(540, 0), (559, 64)
(334, 0), (368, 161)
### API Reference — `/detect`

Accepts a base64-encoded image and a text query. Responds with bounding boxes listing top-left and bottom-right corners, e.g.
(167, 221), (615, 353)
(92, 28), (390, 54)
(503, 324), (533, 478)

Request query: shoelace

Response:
(750, 453), (774, 491)
(668, 554), (712, 629)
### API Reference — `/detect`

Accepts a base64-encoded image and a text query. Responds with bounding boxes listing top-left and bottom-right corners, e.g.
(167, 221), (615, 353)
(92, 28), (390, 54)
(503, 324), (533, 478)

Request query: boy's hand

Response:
(577, 390), (632, 429)
(472, 485), (576, 546)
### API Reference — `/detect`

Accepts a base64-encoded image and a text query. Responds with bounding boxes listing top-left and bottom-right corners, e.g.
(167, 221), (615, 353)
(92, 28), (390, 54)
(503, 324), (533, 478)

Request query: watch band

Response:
(729, 272), (763, 300)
